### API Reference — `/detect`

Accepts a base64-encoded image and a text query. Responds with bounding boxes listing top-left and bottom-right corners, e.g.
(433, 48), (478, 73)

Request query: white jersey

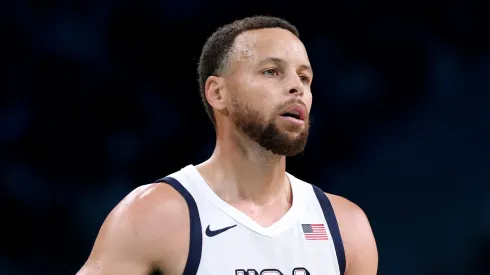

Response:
(155, 165), (345, 275)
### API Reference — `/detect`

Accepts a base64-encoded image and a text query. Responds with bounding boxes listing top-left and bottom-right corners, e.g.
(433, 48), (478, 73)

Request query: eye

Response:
(299, 75), (311, 84)
(262, 68), (279, 77)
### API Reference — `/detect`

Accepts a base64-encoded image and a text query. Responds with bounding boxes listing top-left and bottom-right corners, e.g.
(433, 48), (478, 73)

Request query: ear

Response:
(205, 76), (227, 111)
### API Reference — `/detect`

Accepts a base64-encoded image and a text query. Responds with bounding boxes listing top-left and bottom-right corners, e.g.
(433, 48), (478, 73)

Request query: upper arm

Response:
(327, 193), (378, 275)
(77, 183), (190, 275)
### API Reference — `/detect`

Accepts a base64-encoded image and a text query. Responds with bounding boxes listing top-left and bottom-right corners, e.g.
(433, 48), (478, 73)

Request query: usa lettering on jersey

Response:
(236, 268), (310, 275)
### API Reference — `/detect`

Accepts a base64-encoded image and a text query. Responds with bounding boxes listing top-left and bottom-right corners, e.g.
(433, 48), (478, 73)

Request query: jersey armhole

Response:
(312, 185), (346, 275)
(154, 176), (203, 275)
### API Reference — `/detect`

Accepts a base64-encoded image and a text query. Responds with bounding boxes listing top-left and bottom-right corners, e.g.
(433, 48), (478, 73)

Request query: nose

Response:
(287, 75), (305, 97)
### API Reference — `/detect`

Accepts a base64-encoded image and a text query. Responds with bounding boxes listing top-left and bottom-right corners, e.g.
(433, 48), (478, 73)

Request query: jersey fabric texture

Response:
(154, 165), (345, 275)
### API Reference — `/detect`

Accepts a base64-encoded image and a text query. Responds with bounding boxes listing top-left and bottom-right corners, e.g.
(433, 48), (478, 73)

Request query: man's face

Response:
(224, 28), (313, 156)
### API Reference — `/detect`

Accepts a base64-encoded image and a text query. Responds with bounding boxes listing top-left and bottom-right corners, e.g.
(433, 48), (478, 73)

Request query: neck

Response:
(196, 128), (290, 206)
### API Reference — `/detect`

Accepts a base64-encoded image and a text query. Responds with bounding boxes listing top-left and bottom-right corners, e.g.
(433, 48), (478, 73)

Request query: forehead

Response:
(230, 28), (309, 66)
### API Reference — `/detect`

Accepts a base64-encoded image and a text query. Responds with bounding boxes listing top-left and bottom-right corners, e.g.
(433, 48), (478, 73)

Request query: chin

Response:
(276, 122), (305, 132)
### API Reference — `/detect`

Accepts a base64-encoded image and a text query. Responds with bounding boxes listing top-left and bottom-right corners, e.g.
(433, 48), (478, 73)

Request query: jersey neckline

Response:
(183, 165), (301, 238)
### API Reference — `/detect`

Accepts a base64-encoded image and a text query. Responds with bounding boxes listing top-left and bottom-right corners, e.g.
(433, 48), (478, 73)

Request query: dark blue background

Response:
(2, 1), (489, 274)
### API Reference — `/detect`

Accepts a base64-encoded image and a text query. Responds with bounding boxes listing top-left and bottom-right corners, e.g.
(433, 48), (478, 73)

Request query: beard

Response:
(230, 97), (310, 156)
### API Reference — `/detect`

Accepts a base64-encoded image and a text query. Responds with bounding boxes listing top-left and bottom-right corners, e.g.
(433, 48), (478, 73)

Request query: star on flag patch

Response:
(301, 224), (328, 240)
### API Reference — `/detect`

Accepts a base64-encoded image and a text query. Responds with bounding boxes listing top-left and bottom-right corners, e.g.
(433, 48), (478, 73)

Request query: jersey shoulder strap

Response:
(311, 185), (346, 275)
(153, 175), (203, 275)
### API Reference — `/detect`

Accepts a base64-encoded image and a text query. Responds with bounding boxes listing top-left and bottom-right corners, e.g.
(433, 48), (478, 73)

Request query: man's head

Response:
(198, 16), (313, 156)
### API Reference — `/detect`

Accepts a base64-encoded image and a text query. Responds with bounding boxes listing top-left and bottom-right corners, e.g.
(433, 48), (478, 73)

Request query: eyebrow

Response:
(258, 57), (313, 76)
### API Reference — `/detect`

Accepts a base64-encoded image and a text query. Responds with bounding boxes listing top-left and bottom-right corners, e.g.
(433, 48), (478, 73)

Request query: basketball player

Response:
(77, 16), (378, 275)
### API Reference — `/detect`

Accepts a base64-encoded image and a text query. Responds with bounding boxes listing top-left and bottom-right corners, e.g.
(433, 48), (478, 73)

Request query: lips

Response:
(279, 103), (306, 121)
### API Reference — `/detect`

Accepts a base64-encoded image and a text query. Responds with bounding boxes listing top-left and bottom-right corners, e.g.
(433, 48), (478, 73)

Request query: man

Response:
(77, 16), (378, 275)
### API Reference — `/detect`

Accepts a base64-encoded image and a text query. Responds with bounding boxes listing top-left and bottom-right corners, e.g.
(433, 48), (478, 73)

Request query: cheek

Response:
(241, 87), (274, 110)
(231, 76), (278, 117)
(305, 90), (313, 109)
(247, 98), (275, 120)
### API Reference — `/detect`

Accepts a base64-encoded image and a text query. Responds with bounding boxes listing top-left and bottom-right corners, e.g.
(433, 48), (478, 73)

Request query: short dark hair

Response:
(197, 15), (299, 124)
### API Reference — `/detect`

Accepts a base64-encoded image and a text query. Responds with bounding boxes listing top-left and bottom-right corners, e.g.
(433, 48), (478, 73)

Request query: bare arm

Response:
(327, 194), (378, 275)
(77, 184), (190, 275)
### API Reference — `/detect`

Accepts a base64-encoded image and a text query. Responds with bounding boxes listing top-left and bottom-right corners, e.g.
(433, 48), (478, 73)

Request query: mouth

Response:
(279, 104), (306, 121)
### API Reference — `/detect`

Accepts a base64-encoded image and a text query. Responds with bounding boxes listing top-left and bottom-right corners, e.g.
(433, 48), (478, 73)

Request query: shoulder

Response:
(97, 182), (191, 271)
(288, 175), (374, 246)
(324, 192), (369, 226)
(288, 174), (378, 273)
(119, 182), (189, 219)
(102, 183), (190, 235)
(324, 192), (378, 274)
(111, 182), (191, 245)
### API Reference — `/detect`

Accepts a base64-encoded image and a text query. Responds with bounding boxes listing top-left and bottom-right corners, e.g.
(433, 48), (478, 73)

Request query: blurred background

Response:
(1, 0), (489, 274)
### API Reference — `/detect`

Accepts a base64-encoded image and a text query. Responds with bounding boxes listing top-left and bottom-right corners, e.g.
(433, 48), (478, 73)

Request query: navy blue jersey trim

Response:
(154, 176), (202, 275)
(313, 185), (346, 275)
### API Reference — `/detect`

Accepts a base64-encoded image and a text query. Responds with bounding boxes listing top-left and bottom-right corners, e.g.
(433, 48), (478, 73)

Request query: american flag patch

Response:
(302, 224), (328, 240)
